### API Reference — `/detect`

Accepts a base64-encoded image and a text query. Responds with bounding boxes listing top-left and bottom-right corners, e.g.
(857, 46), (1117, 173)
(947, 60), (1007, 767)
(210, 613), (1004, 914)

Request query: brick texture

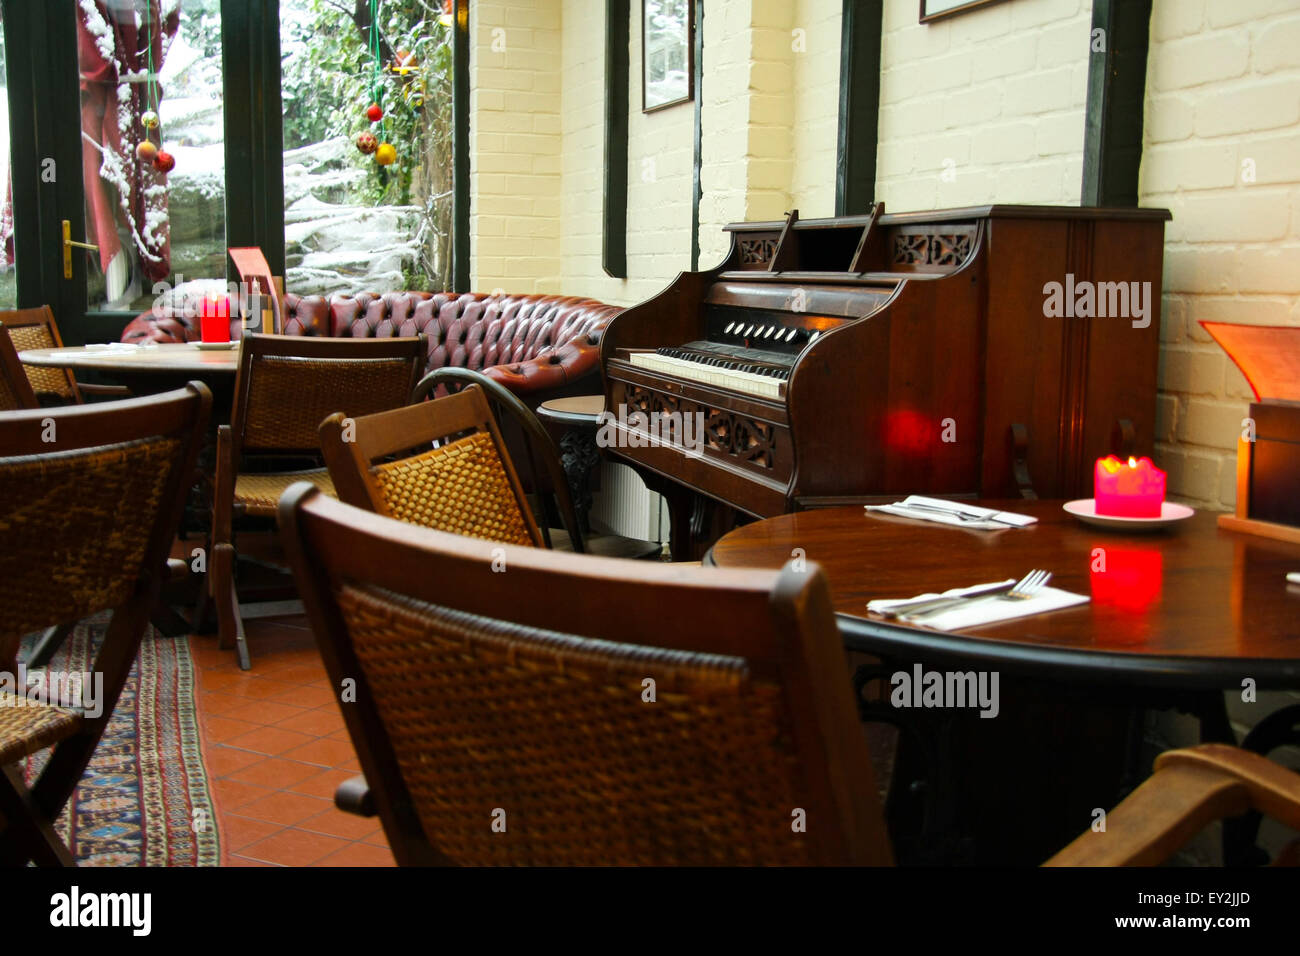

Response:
(1140, 1), (1300, 509)
(876, 0), (1090, 209)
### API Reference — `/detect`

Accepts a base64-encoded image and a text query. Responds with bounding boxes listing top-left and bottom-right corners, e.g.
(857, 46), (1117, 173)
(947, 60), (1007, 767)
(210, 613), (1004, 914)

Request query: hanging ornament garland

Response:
(355, 0), (396, 166)
(137, 2), (175, 176)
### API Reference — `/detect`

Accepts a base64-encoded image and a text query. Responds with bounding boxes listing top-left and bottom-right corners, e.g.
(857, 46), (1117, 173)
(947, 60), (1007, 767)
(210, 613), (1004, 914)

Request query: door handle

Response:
(62, 220), (99, 279)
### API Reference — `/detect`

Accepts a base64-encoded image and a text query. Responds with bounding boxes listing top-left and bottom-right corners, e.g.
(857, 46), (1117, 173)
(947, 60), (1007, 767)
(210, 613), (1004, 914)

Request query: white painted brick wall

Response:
(1140, 0), (1300, 509)
(876, 0), (1090, 209)
(469, 0), (564, 294)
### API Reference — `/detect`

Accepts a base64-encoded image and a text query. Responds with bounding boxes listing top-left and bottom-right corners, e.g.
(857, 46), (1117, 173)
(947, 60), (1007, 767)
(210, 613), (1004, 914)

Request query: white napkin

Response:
(83, 341), (156, 351)
(865, 495), (1037, 530)
(868, 582), (1089, 632)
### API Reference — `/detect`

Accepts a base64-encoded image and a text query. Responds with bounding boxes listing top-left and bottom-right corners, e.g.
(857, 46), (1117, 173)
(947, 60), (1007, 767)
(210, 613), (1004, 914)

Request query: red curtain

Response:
(77, 0), (180, 285)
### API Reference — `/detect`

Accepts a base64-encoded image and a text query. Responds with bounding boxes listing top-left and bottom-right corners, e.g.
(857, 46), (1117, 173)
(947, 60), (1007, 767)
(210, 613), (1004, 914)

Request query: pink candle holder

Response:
(1094, 455), (1166, 518)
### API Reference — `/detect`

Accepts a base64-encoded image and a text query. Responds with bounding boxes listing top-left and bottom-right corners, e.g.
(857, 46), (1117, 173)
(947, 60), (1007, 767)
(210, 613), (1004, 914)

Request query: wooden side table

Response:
(535, 395), (606, 535)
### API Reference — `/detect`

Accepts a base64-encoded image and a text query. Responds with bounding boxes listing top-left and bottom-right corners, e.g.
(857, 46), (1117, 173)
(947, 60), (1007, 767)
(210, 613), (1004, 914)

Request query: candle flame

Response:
(1128, 456), (1137, 468)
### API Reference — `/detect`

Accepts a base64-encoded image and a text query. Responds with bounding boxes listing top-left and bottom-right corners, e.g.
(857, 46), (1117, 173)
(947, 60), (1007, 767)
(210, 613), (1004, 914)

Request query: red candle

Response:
(199, 295), (231, 343)
(1094, 455), (1166, 518)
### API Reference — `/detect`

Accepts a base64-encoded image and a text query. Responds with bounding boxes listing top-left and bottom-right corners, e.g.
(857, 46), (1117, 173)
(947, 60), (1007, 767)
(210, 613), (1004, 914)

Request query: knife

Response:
(875, 579), (1019, 619)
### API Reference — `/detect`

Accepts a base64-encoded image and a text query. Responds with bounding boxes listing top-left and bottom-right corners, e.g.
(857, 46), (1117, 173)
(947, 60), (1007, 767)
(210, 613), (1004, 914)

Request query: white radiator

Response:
(590, 462), (670, 542)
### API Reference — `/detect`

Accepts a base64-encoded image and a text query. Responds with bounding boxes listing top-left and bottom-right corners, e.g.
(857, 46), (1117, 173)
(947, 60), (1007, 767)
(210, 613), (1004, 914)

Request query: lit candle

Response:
(1094, 455), (1166, 518)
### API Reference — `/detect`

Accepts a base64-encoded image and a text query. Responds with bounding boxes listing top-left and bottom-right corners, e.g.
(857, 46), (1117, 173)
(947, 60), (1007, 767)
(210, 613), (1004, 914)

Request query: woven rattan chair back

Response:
(230, 333), (427, 456)
(0, 384), (210, 865)
(280, 487), (891, 866)
(320, 384), (543, 547)
(0, 307), (79, 402)
(414, 367), (587, 552)
(0, 323), (39, 412)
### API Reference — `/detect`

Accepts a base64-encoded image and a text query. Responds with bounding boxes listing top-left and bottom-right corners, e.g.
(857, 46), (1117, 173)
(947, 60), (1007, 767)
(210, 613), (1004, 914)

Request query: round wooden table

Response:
(18, 342), (238, 393)
(710, 500), (1300, 863)
(708, 500), (1300, 690)
(536, 394), (607, 536)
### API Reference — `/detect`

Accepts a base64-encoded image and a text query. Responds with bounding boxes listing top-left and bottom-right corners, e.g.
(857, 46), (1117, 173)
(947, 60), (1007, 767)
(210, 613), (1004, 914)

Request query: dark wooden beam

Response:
(1082, 0), (1153, 207)
(452, 0), (470, 292)
(222, 0), (286, 281)
(835, 0), (883, 216)
(4, 0), (87, 331)
(603, 0), (629, 279)
(690, 0), (704, 271)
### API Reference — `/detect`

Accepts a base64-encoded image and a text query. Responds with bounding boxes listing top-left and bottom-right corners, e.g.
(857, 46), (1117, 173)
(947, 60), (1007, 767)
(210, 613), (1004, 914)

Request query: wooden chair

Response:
(1, 305), (130, 403)
(0, 383), (210, 866)
(1046, 743), (1300, 866)
(415, 367), (663, 560)
(280, 485), (891, 865)
(320, 383), (544, 548)
(0, 323), (39, 411)
(210, 332), (426, 669)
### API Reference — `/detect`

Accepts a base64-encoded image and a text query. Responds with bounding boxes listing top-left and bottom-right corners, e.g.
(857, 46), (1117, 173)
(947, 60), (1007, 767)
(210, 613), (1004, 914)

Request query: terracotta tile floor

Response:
(191, 616), (395, 867)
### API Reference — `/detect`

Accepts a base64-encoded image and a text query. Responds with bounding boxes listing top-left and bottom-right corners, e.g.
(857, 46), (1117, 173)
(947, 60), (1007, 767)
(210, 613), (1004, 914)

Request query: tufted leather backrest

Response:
(122, 291), (622, 386)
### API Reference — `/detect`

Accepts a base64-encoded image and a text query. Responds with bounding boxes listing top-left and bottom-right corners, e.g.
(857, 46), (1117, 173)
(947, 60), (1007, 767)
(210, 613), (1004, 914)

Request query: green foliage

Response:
(280, 0), (454, 287)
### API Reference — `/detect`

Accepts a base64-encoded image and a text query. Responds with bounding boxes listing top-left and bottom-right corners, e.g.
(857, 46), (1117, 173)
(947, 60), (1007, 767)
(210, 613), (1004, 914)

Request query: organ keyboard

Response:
(600, 204), (1172, 559)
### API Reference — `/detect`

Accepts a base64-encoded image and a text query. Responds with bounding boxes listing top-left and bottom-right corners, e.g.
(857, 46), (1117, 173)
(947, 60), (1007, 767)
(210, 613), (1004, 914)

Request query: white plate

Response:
(193, 341), (236, 350)
(1063, 498), (1194, 531)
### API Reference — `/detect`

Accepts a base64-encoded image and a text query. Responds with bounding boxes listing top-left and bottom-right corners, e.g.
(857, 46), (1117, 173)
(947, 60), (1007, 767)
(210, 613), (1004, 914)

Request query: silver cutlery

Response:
(877, 578), (1019, 618)
(899, 569), (1052, 622)
(892, 501), (1022, 525)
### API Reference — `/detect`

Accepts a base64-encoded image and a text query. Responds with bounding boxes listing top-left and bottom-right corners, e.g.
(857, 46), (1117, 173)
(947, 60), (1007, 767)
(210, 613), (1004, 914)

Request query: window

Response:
(78, 0), (226, 312)
(281, 0), (455, 295)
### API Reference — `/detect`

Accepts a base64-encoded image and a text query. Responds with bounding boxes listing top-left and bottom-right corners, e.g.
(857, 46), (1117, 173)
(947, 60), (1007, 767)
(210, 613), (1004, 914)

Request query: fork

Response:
(893, 501), (992, 522)
(900, 569), (1052, 622)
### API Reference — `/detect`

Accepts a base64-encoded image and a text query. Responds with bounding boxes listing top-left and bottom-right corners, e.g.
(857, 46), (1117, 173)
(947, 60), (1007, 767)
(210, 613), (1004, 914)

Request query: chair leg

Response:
(192, 572), (213, 634)
(212, 542), (251, 670)
(0, 765), (74, 867)
(24, 623), (76, 669)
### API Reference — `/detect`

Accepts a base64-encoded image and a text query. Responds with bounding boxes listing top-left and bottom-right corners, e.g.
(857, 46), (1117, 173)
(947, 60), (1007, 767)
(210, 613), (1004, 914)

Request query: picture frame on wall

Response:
(920, 0), (1011, 23)
(643, 0), (693, 112)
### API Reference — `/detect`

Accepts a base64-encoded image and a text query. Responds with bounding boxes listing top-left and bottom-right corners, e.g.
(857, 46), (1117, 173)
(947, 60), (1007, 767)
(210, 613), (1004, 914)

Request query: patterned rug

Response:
(20, 617), (221, 865)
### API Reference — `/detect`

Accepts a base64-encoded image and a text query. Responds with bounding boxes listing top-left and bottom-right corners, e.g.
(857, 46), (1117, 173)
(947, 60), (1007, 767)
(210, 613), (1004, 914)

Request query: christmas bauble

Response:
(141, 110), (160, 130)
(356, 131), (378, 155)
(135, 141), (158, 163)
(366, 102), (383, 122)
(153, 150), (176, 173)
(375, 143), (396, 166)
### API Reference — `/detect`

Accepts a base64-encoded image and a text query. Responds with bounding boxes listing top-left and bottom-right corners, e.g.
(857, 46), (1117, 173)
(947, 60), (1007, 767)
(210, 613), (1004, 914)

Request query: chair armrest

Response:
(1045, 744), (1300, 866)
(77, 383), (132, 398)
(334, 775), (377, 817)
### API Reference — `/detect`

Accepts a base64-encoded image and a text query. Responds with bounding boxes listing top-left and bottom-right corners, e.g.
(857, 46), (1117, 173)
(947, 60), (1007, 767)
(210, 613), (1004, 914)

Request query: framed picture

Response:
(920, 0), (1010, 23)
(643, 0), (693, 112)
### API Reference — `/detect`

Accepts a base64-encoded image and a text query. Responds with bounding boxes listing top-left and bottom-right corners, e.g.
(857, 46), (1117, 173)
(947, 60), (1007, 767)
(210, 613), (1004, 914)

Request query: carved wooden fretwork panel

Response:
(623, 384), (776, 471)
(890, 227), (976, 270)
(738, 236), (779, 268)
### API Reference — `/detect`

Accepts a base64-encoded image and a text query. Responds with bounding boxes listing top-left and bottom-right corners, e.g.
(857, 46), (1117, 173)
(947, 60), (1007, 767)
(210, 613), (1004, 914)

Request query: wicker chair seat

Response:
(0, 691), (82, 766)
(235, 469), (335, 515)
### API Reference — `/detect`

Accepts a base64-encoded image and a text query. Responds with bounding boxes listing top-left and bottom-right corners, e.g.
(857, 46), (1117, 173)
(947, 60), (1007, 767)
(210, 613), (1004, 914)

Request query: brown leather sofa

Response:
(120, 291), (621, 397)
